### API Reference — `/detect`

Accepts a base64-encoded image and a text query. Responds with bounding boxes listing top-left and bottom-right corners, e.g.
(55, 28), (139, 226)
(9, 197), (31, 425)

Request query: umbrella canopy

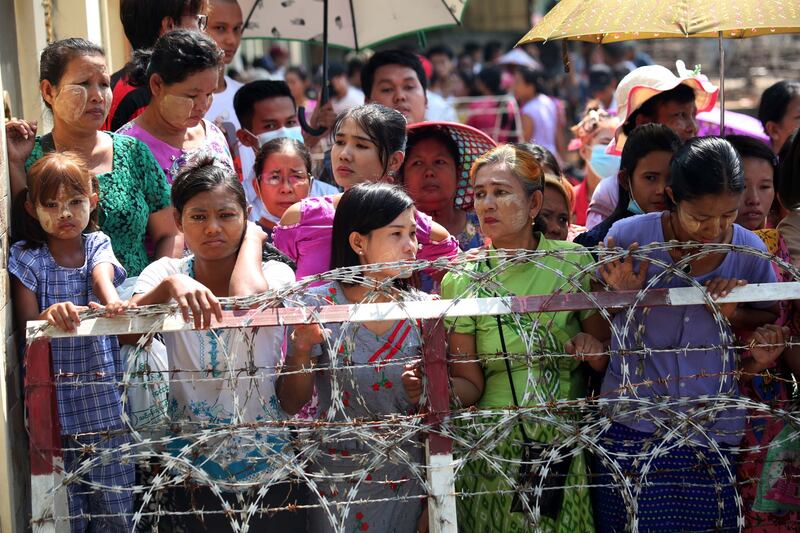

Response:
(696, 108), (769, 141)
(519, 0), (800, 44)
(241, 0), (468, 50)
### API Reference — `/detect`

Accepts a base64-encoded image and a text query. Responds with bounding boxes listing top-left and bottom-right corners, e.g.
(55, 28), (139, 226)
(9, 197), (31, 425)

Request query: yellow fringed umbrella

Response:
(520, 0), (800, 43)
(518, 0), (800, 129)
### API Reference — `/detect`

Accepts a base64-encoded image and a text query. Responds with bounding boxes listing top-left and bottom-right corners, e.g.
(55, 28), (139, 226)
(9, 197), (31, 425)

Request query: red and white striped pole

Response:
(25, 338), (69, 533)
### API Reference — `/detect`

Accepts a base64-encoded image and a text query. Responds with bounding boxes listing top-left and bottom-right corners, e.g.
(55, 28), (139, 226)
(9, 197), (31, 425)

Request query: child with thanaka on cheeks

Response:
(9, 152), (134, 531)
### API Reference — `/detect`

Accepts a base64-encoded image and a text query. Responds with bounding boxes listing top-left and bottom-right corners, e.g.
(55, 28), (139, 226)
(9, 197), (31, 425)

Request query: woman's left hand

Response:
(749, 324), (789, 369)
(705, 277), (746, 320)
(565, 333), (608, 372)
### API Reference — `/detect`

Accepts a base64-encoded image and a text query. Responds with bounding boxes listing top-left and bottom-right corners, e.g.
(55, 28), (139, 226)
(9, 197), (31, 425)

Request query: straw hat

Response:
(405, 121), (497, 211)
(612, 60), (718, 153)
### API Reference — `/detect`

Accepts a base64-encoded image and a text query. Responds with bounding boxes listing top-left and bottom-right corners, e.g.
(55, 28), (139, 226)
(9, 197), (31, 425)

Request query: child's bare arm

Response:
(12, 276), (41, 329)
(91, 263), (122, 305)
(13, 276), (84, 333)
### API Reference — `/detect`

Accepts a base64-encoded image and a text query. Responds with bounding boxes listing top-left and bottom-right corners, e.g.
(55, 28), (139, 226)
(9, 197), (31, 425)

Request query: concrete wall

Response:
(0, 63), (29, 533)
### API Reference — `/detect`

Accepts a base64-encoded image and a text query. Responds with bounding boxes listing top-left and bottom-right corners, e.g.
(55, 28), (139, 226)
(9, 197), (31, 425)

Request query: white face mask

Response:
(252, 126), (305, 147)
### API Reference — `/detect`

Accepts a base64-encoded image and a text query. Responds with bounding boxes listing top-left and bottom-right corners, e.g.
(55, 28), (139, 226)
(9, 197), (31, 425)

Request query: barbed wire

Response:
(25, 243), (800, 532)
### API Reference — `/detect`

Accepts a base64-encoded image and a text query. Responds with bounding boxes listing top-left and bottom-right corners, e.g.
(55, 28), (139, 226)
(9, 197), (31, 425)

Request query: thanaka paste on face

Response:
(35, 185), (92, 237)
(53, 85), (89, 123)
(52, 57), (113, 123)
(474, 165), (536, 236)
(159, 95), (196, 125)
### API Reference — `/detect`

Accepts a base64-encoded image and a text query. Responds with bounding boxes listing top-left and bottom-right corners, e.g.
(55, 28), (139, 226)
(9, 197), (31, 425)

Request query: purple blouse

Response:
(600, 212), (777, 444)
(273, 195), (459, 281)
(116, 119), (233, 184)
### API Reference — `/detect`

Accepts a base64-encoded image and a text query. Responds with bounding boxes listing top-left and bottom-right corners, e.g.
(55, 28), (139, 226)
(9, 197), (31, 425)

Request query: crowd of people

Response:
(5, 0), (800, 531)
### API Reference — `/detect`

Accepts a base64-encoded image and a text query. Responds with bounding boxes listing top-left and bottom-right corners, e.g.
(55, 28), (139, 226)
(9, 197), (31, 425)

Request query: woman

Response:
(568, 106), (621, 225)
(278, 182), (428, 533)
(729, 135), (780, 232)
(513, 68), (565, 163)
(442, 144), (608, 532)
(5, 38), (180, 276)
(728, 135), (800, 530)
(251, 137), (313, 235)
(131, 157), (303, 530)
(116, 29), (233, 183)
(520, 142), (586, 241)
(758, 80), (800, 154)
(465, 66), (515, 142)
(593, 137), (779, 531)
(401, 122), (496, 251)
(540, 175), (578, 241)
(274, 104), (458, 281)
(574, 124), (681, 249)
(284, 65), (317, 116)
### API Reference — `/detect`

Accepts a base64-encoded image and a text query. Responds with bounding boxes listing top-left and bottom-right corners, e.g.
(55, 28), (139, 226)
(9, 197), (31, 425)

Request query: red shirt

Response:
(572, 179), (590, 226)
(103, 71), (150, 131)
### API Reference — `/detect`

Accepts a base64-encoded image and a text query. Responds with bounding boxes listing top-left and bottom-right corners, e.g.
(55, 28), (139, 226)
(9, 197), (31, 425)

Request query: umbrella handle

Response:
(298, 106), (326, 136)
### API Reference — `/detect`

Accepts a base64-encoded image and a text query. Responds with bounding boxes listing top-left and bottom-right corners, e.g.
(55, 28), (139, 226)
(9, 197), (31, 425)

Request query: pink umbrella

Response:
(696, 107), (769, 142)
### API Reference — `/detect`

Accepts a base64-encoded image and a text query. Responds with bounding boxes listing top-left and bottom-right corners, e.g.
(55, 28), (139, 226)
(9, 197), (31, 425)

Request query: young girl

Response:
(277, 183), (430, 533)
(574, 124), (681, 249)
(273, 103), (458, 282)
(130, 157), (302, 530)
(594, 137), (780, 531)
(9, 152), (133, 531)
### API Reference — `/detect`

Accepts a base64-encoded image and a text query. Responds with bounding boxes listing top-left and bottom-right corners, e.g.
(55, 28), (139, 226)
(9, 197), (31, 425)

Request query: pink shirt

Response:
(116, 119), (233, 184)
(273, 195), (459, 281)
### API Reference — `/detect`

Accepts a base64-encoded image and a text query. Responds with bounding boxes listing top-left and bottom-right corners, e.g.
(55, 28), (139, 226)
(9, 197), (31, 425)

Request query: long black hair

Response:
(332, 104), (407, 177)
(668, 136), (744, 207)
(778, 131), (800, 209)
(330, 183), (415, 274)
(120, 0), (206, 50)
(609, 124), (681, 223)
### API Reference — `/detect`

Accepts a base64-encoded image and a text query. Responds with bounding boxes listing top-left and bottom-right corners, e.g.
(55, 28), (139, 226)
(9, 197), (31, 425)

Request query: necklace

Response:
(667, 212), (695, 275)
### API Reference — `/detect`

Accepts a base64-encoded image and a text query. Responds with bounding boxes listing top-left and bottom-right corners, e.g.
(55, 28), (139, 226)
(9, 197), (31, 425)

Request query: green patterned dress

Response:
(26, 133), (171, 276)
(441, 235), (595, 532)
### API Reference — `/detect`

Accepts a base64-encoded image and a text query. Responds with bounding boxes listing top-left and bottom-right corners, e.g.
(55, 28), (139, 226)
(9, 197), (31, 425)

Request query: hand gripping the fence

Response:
(401, 359), (424, 406)
(39, 300), (133, 333)
(564, 332), (608, 373)
(598, 237), (650, 291)
(746, 324), (791, 375)
(279, 323), (331, 415)
(704, 277), (747, 321)
(134, 274), (223, 329)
